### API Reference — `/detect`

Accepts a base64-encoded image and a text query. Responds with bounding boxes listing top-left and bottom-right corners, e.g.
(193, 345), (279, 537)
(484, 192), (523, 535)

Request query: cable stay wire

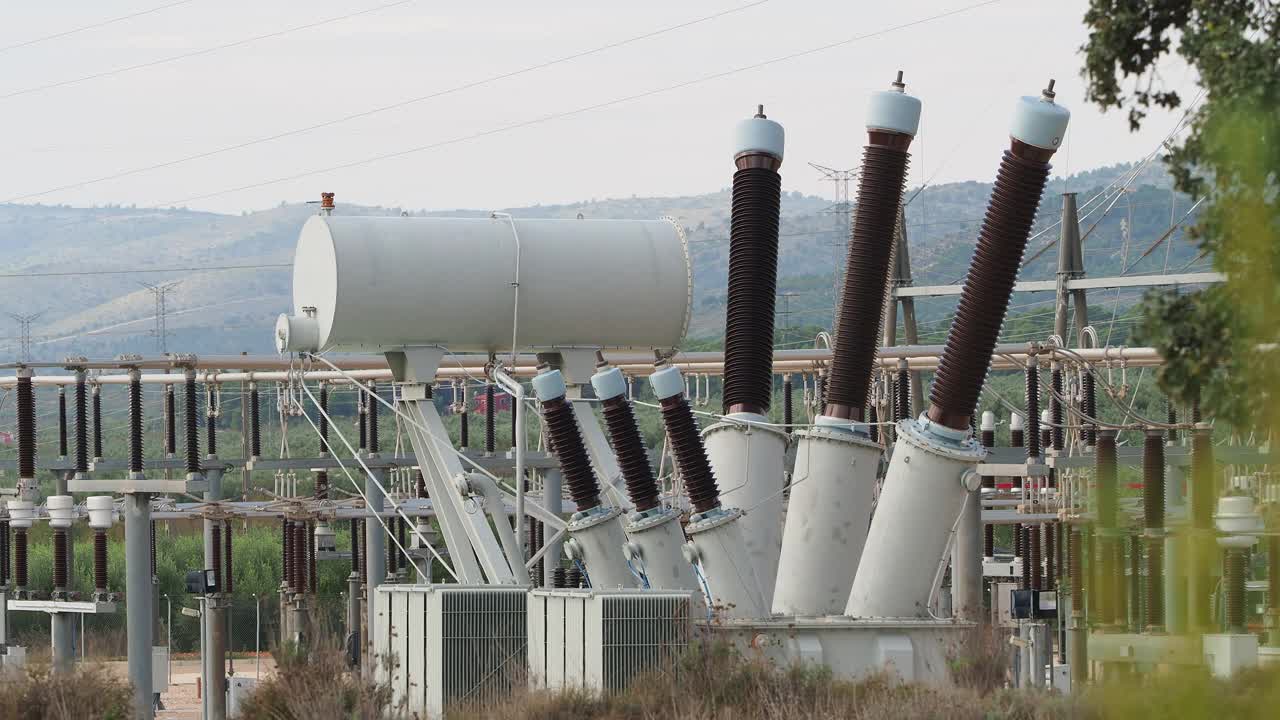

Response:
(151, 0), (1006, 208)
(0, 0), (417, 102)
(0, 1), (200, 55)
(1119, 196), (1205, 275)
(4, 0), (772, 204)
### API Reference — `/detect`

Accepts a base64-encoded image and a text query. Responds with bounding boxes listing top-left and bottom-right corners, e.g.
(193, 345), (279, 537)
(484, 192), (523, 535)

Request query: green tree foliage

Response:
(1082, 1), (1280, 430)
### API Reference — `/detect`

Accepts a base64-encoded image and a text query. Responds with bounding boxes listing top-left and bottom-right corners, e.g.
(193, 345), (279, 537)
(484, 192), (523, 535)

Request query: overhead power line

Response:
(5, 0), (773, 204)
(0, 0), (417, 101)
(0, 262), (290, 279)
(0, 0), (200, 54)
(157, 0), (1006, 208)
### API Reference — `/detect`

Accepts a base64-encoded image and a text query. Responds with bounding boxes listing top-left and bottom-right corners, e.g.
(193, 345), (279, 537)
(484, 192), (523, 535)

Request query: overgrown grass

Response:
(235, 646), (401, 720)
(0, 661), (132, 720)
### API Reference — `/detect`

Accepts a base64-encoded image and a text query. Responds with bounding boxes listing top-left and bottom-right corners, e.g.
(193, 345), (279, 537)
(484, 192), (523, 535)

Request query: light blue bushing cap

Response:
(732, 108), (785, 163)
(531, 369), (567, 402)
(866, 73), (921, 137)
(1010, 83), (1070, 150)
(590, 366), (627, 401)
(648, 365), (685, 401)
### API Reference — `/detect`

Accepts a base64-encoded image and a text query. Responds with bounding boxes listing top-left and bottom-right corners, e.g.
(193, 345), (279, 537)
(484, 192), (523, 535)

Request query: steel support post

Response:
(125, 493), (155, 720)
(542, 469), (563, 585)
(952, 488), (984, 620)
(203, 467), (226, 720)
(364, 464), (386, 657)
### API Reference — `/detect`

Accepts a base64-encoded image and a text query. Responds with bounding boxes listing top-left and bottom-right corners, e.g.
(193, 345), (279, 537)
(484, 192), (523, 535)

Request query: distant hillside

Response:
(0, 160), (1202, 360)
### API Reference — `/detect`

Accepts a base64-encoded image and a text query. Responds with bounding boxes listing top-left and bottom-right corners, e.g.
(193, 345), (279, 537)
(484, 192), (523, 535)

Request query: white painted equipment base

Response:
(686, 509), (768, 618)
(1203, 634), (1258, 678)
(773, 428), (880, 615)
(624, 507), (699, 592)
(567, 507), (638, 590)
(705, 616), (975, 685)
(846, 420), (982, 618)
(703, 415), (788, 605)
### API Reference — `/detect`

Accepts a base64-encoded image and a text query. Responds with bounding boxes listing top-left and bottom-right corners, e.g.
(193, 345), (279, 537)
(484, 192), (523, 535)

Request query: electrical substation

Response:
(0, 74), (1273, 720)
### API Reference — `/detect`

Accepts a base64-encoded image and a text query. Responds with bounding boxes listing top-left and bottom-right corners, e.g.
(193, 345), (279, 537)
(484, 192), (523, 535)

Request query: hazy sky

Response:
(0, 0), (1197, 215)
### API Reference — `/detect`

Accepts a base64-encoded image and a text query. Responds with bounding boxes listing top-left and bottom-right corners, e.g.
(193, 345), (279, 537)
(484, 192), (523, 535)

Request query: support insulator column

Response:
(184, 369), (200, 476)
(74, 370), (89, 475)
(249, 382), (261, 459)
(1142, 428), (1166, 632)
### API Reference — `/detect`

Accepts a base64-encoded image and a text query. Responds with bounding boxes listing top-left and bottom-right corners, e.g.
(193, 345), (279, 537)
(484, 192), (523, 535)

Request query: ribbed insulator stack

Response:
(782, 375), (793, 433)
(282, 519), (293, 590)
(1081, 370), (1097, 446)
(129, 370), (144, 474)
(926, 84), (1067, 430)
(293, 522), (307, 592)
(1050, 366), (1064, 451)
(1029, 524), (1042, 591)
(1044, 523), (1056, 590)
(14, 529), (28, 591)
(1142, 428), (1165, 631)
(94, 530), (108, 592)
(368, 381), (380, 454)
(591, 363), (660, 512)
(92, 385), (103, 460)
(150, 520), (157, 577)
(224, 520), (234, 594)
(1, 520), (10, 586)
(723, 105), (784, 416)
(207, 402), (218, 456)
(211, 523), (223, 593)
(980, 412), (996, 558)
(53, 529), (68, 591)
(249, 382), (261, 458)
(825, 73), (919, 423)
(551, 567), (567, 589)
(649, 363), (720, 515)
(566, 566), (584, 588)
(58, 387), (68, 459)
(1225, 548), (1247, 633)
(1069, 528), (1083, 614)
(1025, 362), (1041, 459)
(1166, 401), (1178, 443)
(184, 371), (200, 475)
(318, 384), (329, 452)
(867, 406), (879, 443)
(387, 518), (399, 579)
(315, 471), (329, 500)
(75, 372), (89, 474)
(164, 384), (176, 457)
(532, 369), (602, 512)
(16, 372), (35, 481)
(350, 519), (361, 575)
(358, 518), (367, 579)
(308, 521), (318, 592)
(895, 366), (911, 422)
(1096, 430), (1118, 529)
(1015, 523), (1026, 590)
(484, 383), (496, 454)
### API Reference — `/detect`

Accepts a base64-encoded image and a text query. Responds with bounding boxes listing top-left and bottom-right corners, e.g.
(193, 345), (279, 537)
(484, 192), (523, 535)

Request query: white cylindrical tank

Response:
(702, 414), (788, 605)
(624, 506), (699, 593)
(283, 215), (692, 353)
(564, 506), (638, 590)
(845, 418), (983, 618)
(684, 509), (768, 618)
(772, 427), (881, 616)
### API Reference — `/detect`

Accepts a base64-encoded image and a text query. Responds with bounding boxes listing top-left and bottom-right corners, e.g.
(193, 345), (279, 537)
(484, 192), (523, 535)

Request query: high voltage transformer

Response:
(2, 73), (1276, 720)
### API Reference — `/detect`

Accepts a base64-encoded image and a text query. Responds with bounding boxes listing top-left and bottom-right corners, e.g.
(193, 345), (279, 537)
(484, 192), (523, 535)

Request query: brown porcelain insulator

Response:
(1044, 523), (1056, 590)
(927, 143), (1054, 430)
(211, 523), (222, 592)
(350, 519), (360, 574)
(540, 398), (602, 512)
(484, 383), (496, 454)
(600, 395), (660, 512)
(58, 387), (68, 458)
(983, 525), (994, 558)
(315, 471), (329, 500)
(1050, 367), (1064, 451)
(1081, 371), (1097, 446)
(224, 520), (234, 594)
(318, 384), (329, 448)
(1025, 365), (1041, 459)
(723, 165), (782, 416)
(368, 381), (379, 454)
(16, 375), (34, 479)
(308, 521), (317, 592)
(75, 374), (88, 473)
(659, 394), (720, 515)
(185, 373), (200, 474)
(824, 134), (911, 421)
(1145, 541), (1164, 631)
(53, 529), (68, 591)
(782, 376), (793, 434)
(1143, 430), (1165, 529)
(164, 384), (176, 457)
(14, 529), (28, 590)
(1096, 430), (1118, 530)
(1225, 548), (1247, 633)
(282, 519), (292, 589)
(1166, 402), (1178, 443)
(94, 530), (108, 592)
(92, 386), (103, 459)
(1069, 528), (1083, 612)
